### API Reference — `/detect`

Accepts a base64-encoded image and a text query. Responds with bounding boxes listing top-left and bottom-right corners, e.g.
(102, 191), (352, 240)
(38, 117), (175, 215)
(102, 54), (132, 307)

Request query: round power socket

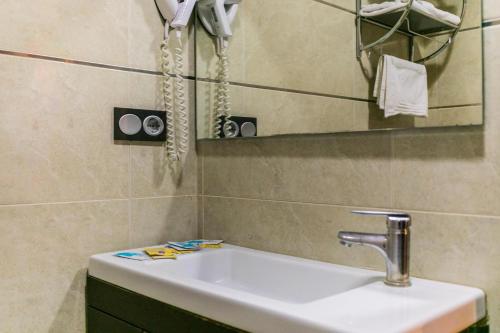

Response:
(143, 116), (165, 136)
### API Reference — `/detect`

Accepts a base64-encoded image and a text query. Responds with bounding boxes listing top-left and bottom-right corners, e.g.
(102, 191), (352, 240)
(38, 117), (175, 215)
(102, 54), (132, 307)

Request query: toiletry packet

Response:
(168, 243), (200, 251)
(167, 240), (224, 251)
(198, 240), (224, 245)
(200, 244), (223, 249)
(144, 248), (177, 259)
(114, 252), (151, 261)
(168, 240), (224, 250)
(168, 241), (202, 250)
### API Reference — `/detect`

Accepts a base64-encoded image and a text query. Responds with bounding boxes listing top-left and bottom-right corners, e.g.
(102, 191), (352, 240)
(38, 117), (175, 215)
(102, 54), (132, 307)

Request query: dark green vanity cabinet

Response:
(86, 276), (246, 333)
(461, 316), (490, 333)
(87, 275), (488, 333)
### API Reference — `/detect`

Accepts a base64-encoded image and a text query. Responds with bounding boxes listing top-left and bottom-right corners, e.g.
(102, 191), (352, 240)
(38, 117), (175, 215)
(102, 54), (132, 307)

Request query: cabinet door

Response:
(87, 307), (143, 333)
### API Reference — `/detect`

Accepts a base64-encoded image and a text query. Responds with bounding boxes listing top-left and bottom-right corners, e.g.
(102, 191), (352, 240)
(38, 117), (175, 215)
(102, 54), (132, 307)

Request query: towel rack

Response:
(356, 0), (467, 63)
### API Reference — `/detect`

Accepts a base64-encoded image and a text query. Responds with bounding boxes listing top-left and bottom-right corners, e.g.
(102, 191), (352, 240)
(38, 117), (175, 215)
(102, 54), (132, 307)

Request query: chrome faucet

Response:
(338, 210), (412, 287)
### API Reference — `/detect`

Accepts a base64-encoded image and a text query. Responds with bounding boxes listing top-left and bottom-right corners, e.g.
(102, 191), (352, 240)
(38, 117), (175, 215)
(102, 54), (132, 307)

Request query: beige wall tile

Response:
(131, 144), (198, 197)
(317, 0), (355, 12)
(0, 0), (191, 73)
(0, 200), (129, 333)
(197, 81), (356, 139)
(410, 212), (500, 329)
(197, 0), (358, 98)
(129, 77), (198, 197)
(354, 103), (483, 130)
(203, 196), (500, 328)
(0, 0), (129, 66)
(203, 196), (387, 270)
(424, 29), (483, 107)
(483, 0), (500, 21)
(458, 0), (482, 28)
(391, 25), (500, 216)
(390, 128), (498, 215)
(129, 0), (195, 74)
(201, 132), (392, 208)
(130, 196), (198, 247)
(415, 105), (483, 127)
(0, 56), (131, 205)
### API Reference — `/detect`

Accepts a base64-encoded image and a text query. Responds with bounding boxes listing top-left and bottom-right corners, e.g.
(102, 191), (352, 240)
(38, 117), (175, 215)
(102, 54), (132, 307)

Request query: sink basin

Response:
(146, 247), (381, 303)
(89, 244), (485, 333)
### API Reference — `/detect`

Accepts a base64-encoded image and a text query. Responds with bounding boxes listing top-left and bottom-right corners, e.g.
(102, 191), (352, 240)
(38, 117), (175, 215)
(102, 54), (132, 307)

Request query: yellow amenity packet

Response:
(170, 249), (195, 254)
(200, 244), (223, 249)
(144, 248), (177, 260)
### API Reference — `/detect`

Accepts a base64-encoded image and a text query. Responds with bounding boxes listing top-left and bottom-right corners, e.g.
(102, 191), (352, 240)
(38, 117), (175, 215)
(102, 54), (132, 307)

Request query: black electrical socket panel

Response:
(218, 116), (258, 138)
(114, 107), (167, 142)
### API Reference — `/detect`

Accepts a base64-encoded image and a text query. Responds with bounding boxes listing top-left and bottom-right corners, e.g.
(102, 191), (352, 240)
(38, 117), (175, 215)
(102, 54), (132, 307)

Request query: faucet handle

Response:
(352, 210), (411, 228)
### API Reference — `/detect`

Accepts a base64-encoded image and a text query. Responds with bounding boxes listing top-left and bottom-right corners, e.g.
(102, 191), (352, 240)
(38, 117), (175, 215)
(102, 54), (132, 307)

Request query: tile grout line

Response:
(201, 194), (500, 220)
(311, 0), (355, 14)
(390, 132), (395, 209)
(201, 150), (205, 238)
(0, 198), (130, 208)
(128, 143), (133, 247)
(130, 194), (198, 200)
(0, 195), (199, 208)
(482, 18), (500, 27)
(0, 49), (165, 76)
(0, 49), (485, 108)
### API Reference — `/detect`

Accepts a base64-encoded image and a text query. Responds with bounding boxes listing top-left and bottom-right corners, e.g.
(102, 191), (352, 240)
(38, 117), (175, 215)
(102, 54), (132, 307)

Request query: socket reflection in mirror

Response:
(217, 116), (257, 138)
(223, 120), (240, 138)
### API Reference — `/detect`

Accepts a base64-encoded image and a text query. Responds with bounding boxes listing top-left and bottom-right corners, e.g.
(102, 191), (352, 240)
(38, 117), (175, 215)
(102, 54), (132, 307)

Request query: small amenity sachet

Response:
(374, 55), (428, 118)
(168, 240), (224, 251)
(114, 240), (224, 261)
(114, 251), (151, 261)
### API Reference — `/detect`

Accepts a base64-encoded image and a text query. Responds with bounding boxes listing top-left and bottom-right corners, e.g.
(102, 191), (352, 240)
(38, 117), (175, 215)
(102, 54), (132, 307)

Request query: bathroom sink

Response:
(89, 244), (485, 333)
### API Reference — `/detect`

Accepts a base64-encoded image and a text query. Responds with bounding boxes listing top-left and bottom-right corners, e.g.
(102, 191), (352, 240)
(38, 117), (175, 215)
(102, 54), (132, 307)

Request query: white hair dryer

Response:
(156, 0), (197, 28)
(197, 0), (241, 138)
(197, 0), (240, 39)
(154, 0), (198, 161)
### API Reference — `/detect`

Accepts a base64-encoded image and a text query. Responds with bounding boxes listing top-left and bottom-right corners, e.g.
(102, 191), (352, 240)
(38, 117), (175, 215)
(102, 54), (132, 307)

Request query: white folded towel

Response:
(360, 0), (461, 26)
(374, 55), (428, 118)
(412, 1), (461, 26)
(360, 1), (407, 16)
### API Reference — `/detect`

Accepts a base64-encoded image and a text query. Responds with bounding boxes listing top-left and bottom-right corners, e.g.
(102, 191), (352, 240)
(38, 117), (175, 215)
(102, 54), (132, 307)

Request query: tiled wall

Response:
(200, 1), (500, 331)
(2, 1), (499, 332)
(0, 1), (198, 332)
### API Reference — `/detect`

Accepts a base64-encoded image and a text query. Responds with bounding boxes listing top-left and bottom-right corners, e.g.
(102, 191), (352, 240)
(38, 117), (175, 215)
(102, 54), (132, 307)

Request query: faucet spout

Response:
(338, 231), (387, 249)
(337, 211), (412, 287)
(338, 231), (389, 261)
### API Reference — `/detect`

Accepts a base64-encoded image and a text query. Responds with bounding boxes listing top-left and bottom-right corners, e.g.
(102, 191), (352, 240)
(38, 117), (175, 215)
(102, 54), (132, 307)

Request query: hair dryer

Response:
(154, 0), (198, 161)
(197, 0), (240, 38)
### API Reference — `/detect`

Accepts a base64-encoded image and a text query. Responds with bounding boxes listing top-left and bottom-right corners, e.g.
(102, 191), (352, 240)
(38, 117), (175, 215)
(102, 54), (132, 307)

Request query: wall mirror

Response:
(195, 0), (483, 140)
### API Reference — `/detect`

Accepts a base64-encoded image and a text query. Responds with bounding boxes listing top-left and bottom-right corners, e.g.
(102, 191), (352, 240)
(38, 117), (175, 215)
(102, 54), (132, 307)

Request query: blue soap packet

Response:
(168, 241), (201, 250)
(114, 251), (151, 261)
(167, 240), (224, 251)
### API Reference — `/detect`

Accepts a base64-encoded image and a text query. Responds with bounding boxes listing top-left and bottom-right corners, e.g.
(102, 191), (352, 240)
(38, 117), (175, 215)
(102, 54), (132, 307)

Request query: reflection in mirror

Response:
(195, 0), (483, 140)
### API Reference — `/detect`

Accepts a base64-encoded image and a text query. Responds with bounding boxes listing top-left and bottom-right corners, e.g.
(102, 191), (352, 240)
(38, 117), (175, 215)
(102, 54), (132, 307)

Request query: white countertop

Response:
(89, 244), (486, 333)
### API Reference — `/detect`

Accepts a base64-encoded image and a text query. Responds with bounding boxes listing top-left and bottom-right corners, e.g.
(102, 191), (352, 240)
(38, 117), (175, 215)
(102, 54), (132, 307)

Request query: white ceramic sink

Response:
(89, 244), (485, 333)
